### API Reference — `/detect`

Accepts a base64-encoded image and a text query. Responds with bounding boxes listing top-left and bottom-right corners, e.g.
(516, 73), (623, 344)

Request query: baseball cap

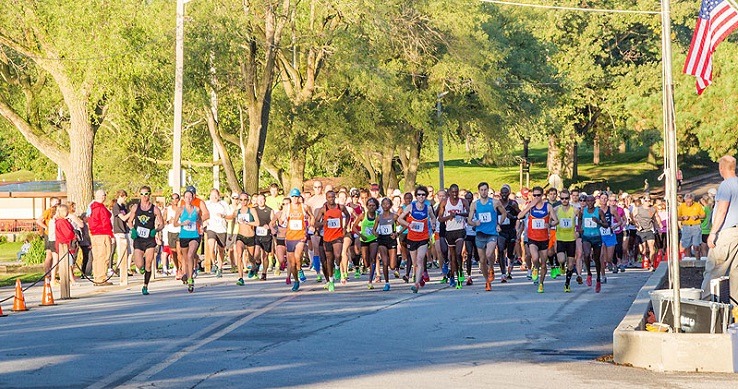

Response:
(521, 187), (530, 197)
(370, 183), (380, 191)
(501, 184), (511, 192)
(289, 188), (301, 197)
(185, 186), (196, 195)
(350, 188), (360, 197)
(392, 189), (402, 197)
(621, 192), (629, 199)
(708, 188), (717, 196)
(231, 192), (239, 199)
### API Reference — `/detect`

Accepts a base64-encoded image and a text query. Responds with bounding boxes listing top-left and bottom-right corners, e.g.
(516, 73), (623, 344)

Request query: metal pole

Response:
(437, 94), (445, 190)
(661, 0), (681, 332)
(172, 0), (185, 195)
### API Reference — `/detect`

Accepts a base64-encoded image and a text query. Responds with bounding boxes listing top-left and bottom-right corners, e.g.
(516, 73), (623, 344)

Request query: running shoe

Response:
(586, 275), (592, 287)
(612, 266), (619, 274)
(448, 277), (455, 287)
(107, 268), (115, 277)
(286, 276), (291, 285)
(506, 272), (513, 280)
(383, 283), (390, 291)
(260, 273), (267, 281)
(602, 276), (607, 284)
(402, 275), (409, 283)
(236, 278), (245, 286)
(411, 284), (418, 293)
(419, 278), (426, 287)
(619, 264), (626, 273)
(440, 276), (448, 284)
(456, 279), (462, 289)
(316, 274), (323, 283)
(527, 269), (533, 280)
(501, 274), (508, 283)
(399, 260), (406, 269)
(341, 277), (347, 285)
(551, 267), (558, 279)
(564, 284), (571, 293)
(394, 270), (400, 278)
(176, 270), (182, 280)
(328, 281), (335, 292)
(275, 268), (281, 276)
(334, 268), (341, 279)
(532, 269), (538, 282)
(247, 269), (254, 279)
(442, 262), (449, 276)
(192, 270), (198, 279)
(459, 272), (465, 283)
(355, 268), (361, 279)
(537, 284), (544, 293)
(298, 269), (307, 282)
(216, 269), (222, 278)
(374, 276), (381, 284)
(211, 265), (218, 274)
(361, 266), (367, 275)
(488, 270), (495, 283)
(595, 280), (601, 293)
(187, 278), (194, 293)
(576, 275), (583, 285)
(466, 277), (473, 286)
(280, 262), (287, 271)
(422, 271), (430, 282)
(142, 286), (149, 295)
(485, 282), (491, 291)
(292, 281), (300, 292)
(368, 283), (374, 290)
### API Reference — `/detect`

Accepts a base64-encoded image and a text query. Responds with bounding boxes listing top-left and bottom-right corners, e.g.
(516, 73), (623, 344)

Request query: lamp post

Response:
(171, 0), (191, 195)
(437, 91), (449, 190)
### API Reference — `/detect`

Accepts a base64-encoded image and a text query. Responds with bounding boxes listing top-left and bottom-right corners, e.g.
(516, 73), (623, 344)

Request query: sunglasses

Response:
(314, 186), (322, 189)
(416, 193), (427, 197)
(560, 197), (570, 200)
(140, 192), (151, 196)
(240, 198), (249, 201)
(533, 194), (542, 197)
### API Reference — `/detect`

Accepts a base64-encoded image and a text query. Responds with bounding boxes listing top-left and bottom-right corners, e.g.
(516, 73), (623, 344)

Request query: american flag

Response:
(683, 0), (738, 95)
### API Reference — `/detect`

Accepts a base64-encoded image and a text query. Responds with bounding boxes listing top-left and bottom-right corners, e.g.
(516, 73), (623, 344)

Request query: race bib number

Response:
(183, 223), (197, 232)
(600, 227), (612, 236)
(289, 219), (303, 230)
(560, 218), (572, 229)
(531, 219), (545, 230)
(364, 227), (374, 237)
(584, 218), (597, 229)
(136, 226), (151, 239)
(256, 226), (269, 236)
(478, 212), (492, 223)
(378, 225), (392, 235)
(327, 218), (341, 229)
(410, 221), (425, 232)
(500, 215), (510, 225)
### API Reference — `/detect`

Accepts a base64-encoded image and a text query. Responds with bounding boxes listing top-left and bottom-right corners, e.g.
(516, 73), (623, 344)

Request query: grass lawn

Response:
(0, 273), (45, 287)
(0, 170), (35, 182)
(0, 242), (23, 262)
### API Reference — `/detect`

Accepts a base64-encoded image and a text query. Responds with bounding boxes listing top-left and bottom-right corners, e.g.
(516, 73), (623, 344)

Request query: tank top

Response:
(286, 204), (306, 241)
(613, 207), (626, 234)
(599, 207), (614, 237)
(376, 211), (396, 236)
(527, 203), (550, 242)
(347, 203), (363, 233)
(179, 206), (199, 239)
(133, 203), (156, 240)
(499, 200), (518, 231)
(323, 204), (344, 242)
(407, 201), (430, 242)
(582, 207), (601, 238)
(253, 206), (272, 238)
(165, 206), (181, 233)
(474, 198), (499, 236)
(444, 198), (466, 231)
(360, 213), (377, 243)
(556, 206), (576, 242)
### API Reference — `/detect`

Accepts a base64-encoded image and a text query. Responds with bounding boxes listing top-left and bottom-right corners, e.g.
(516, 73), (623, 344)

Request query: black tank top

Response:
(255, 206), (272, 226)
(134, 203), (156, 240)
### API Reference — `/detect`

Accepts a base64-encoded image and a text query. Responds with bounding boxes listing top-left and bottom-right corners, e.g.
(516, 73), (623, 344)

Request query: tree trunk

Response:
(67, 100), (94, 207)
(380, 143), (396, 192)
(546, 135), (561, 176)
(243, 100), (271, 193)
(593, 135), (600, 165)
(205, 106), (241, 194)
(403, 129), (423, 192)
(618, 140), (626, 154)
(288, 156), (305, 192)
(562, 142), (575, 180)
(572, 142), (579, 182)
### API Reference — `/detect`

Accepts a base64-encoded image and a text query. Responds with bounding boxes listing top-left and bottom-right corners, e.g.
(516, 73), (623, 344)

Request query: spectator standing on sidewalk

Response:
(702, 156), (738, 303)
(88, 190), (114, 286)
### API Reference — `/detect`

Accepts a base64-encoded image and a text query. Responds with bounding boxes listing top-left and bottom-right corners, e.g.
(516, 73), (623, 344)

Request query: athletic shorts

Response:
(361, 240), (377, 248)
(702, 234), (709, 244)
(256, 235), (273, 252)
(475, 232), (498, 249)
(499, 229), (516, 244)
(556, 240), (576, 257)
(206, 230), (227, 247)
(323, 238), (343, 252)
(465, 234), (476, 243)
(445, 229), (466, 245)
(636, 230), (655, 242)
(236, 234), (256, 247)
(680, 225), (702, 248)
(44, 237), (57, 253)
(179, 237), (201, 248)
(626, 229), (637, 237)
(528, 239), (548, 252)
(276, 238), (286, 247)
(167, 232), (180, 247)
(162, 245), (172, 255)
(582, 235), (602, 248)
(285, 239), (304, 253)
(133, 238), (157, 251)
(407, 239), (429, 252)
(601, 233), (617, 247)
(377, 235), (397, 249)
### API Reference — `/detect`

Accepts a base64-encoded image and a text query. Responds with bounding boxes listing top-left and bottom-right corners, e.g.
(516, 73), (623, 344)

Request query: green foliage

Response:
(23, 237), (45, 265)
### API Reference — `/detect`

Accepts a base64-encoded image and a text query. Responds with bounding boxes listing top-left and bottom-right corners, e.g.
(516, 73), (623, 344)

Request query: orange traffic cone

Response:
(0, 303), (6, 317)
(11, 278), (27, 312)
(41, 276), (55, 306)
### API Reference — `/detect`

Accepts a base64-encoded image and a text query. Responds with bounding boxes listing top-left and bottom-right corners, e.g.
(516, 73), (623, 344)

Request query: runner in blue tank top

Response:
(578, 195), (608, 293)
(467, 182), (507, 292)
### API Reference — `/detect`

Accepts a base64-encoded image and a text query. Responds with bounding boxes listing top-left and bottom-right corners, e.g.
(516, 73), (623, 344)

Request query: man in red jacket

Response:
(88, 189), (114, 285)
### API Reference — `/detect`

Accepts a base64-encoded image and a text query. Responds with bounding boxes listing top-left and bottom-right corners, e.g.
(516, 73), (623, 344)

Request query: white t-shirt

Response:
(206, 201), (231, 233)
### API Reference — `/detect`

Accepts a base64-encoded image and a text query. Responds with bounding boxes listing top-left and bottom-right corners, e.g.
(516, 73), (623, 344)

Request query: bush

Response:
(23, 237), (45, 265)
(0, 235), (7, 243)
(19, 231), (40, 243)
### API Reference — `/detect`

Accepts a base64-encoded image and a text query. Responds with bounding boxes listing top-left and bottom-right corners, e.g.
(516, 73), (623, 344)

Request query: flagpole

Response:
(661, 0), (682, 332)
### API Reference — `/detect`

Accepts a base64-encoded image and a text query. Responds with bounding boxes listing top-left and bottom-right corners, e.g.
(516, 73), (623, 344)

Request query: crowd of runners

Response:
(36, 180), (718, 296)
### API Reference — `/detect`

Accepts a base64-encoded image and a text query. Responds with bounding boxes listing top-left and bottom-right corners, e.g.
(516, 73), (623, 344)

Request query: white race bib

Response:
(478, 212), (492, 223)
(500, 215), (510, 225)
(410, 221), (425, 232)
(531, 219), (546, 230)
(600, 227), (612, 236)
(364, 227), (374, 237)
(327, 218), (341, 229)
(289, 219), (303, 230)
(183, 223), (197, 232)
(584, 218), (597, 229)
(256, 226), (269, 236)
(136, 226), (151, 239)
(378, 225), (392, 235)
(560, 218), (572, 229)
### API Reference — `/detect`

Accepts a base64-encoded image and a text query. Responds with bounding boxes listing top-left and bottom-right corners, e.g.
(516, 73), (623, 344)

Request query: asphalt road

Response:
(1, 264), (736, 389)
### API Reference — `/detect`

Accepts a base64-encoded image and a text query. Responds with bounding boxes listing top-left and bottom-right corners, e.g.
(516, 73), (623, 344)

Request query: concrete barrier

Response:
(613, 261), (737, 372)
